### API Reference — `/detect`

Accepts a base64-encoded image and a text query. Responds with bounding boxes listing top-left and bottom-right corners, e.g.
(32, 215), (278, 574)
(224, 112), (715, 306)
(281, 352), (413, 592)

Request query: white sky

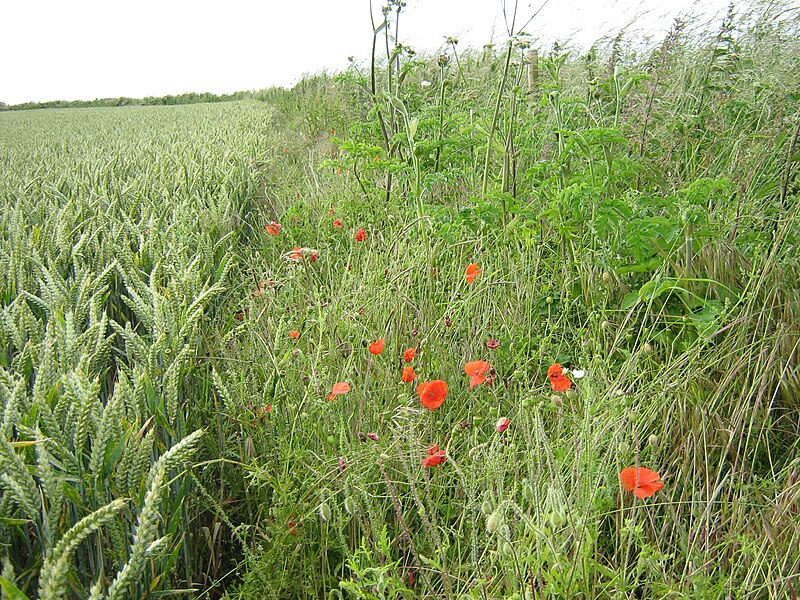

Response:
(1, 0), (732, 105)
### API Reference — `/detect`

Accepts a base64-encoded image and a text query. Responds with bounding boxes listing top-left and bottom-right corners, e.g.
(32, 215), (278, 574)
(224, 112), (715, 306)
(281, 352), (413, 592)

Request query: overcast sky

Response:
(1, 0), (733, 105)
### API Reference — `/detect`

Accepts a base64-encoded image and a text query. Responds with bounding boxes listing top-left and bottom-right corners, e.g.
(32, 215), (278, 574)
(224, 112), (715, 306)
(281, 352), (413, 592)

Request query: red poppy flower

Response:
(265, 221), (282, 235)
(487, 339), (500, 349)
(465, 360), (492, 389)
(547, 364), (572, 392)
(401, 366), (417, 383)
(496, 416), (510, 433)
(369, 338), (385, 355)
(287, 247), (303, 262)
(423, 444), (447, 467)
(264, 405), (273, 413)
(619, 467), (664, 498)
(289, 330), (300, 340)
(367, 432), (379, 441)
(332, 219), (343, 227)
(416, 380), (448, 410)
(465, 263), (482, 284)
(327, 381), (351, 401)
(403, 348), (416, 363)
(354, 228), (367, 242)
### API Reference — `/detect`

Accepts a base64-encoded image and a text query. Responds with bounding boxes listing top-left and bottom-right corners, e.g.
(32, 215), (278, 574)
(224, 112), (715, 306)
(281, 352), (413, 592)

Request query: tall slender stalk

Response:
(481, 39), (514, 196)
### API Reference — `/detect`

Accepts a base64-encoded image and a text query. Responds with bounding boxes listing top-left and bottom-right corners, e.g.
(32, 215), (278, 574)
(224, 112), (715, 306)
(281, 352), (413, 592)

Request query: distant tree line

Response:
(0, 90), (269, 111)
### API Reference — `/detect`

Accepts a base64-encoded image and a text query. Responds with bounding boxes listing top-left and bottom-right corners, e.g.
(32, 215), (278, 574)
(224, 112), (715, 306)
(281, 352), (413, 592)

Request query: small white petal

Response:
(571, 369), (586, 379)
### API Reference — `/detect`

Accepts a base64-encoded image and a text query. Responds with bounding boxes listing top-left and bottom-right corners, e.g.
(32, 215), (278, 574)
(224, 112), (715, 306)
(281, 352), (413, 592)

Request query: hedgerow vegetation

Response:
(0, 91), (258, 111)
(0, 1), (799, 598)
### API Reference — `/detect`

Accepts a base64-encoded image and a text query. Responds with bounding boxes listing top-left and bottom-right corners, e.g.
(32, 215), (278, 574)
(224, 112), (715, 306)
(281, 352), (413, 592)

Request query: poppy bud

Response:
(602, 271), (612, 283)
(551, 395), (563, 407)
(648, 434), (659, 447)
(292, 348), (300, 357)
(618, 441), (630, 454)
(486, 511), (502, 534)
(357, 432), (367, 442)
(627, 412), (639, 424)
(444, 315), (452, 327)
(480, 498), (493, 515)
(411, 328), (419, 337)
(379, 453), (390, 461)
(547, 509), (566, 529)
(501, 541), (514, 555)
(522, 479), (535, 503)
(367, 432), (379, 441)
(319, 502), (331, 522)
(344, 496), (356, 515)
(642, 342), (654, 355)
